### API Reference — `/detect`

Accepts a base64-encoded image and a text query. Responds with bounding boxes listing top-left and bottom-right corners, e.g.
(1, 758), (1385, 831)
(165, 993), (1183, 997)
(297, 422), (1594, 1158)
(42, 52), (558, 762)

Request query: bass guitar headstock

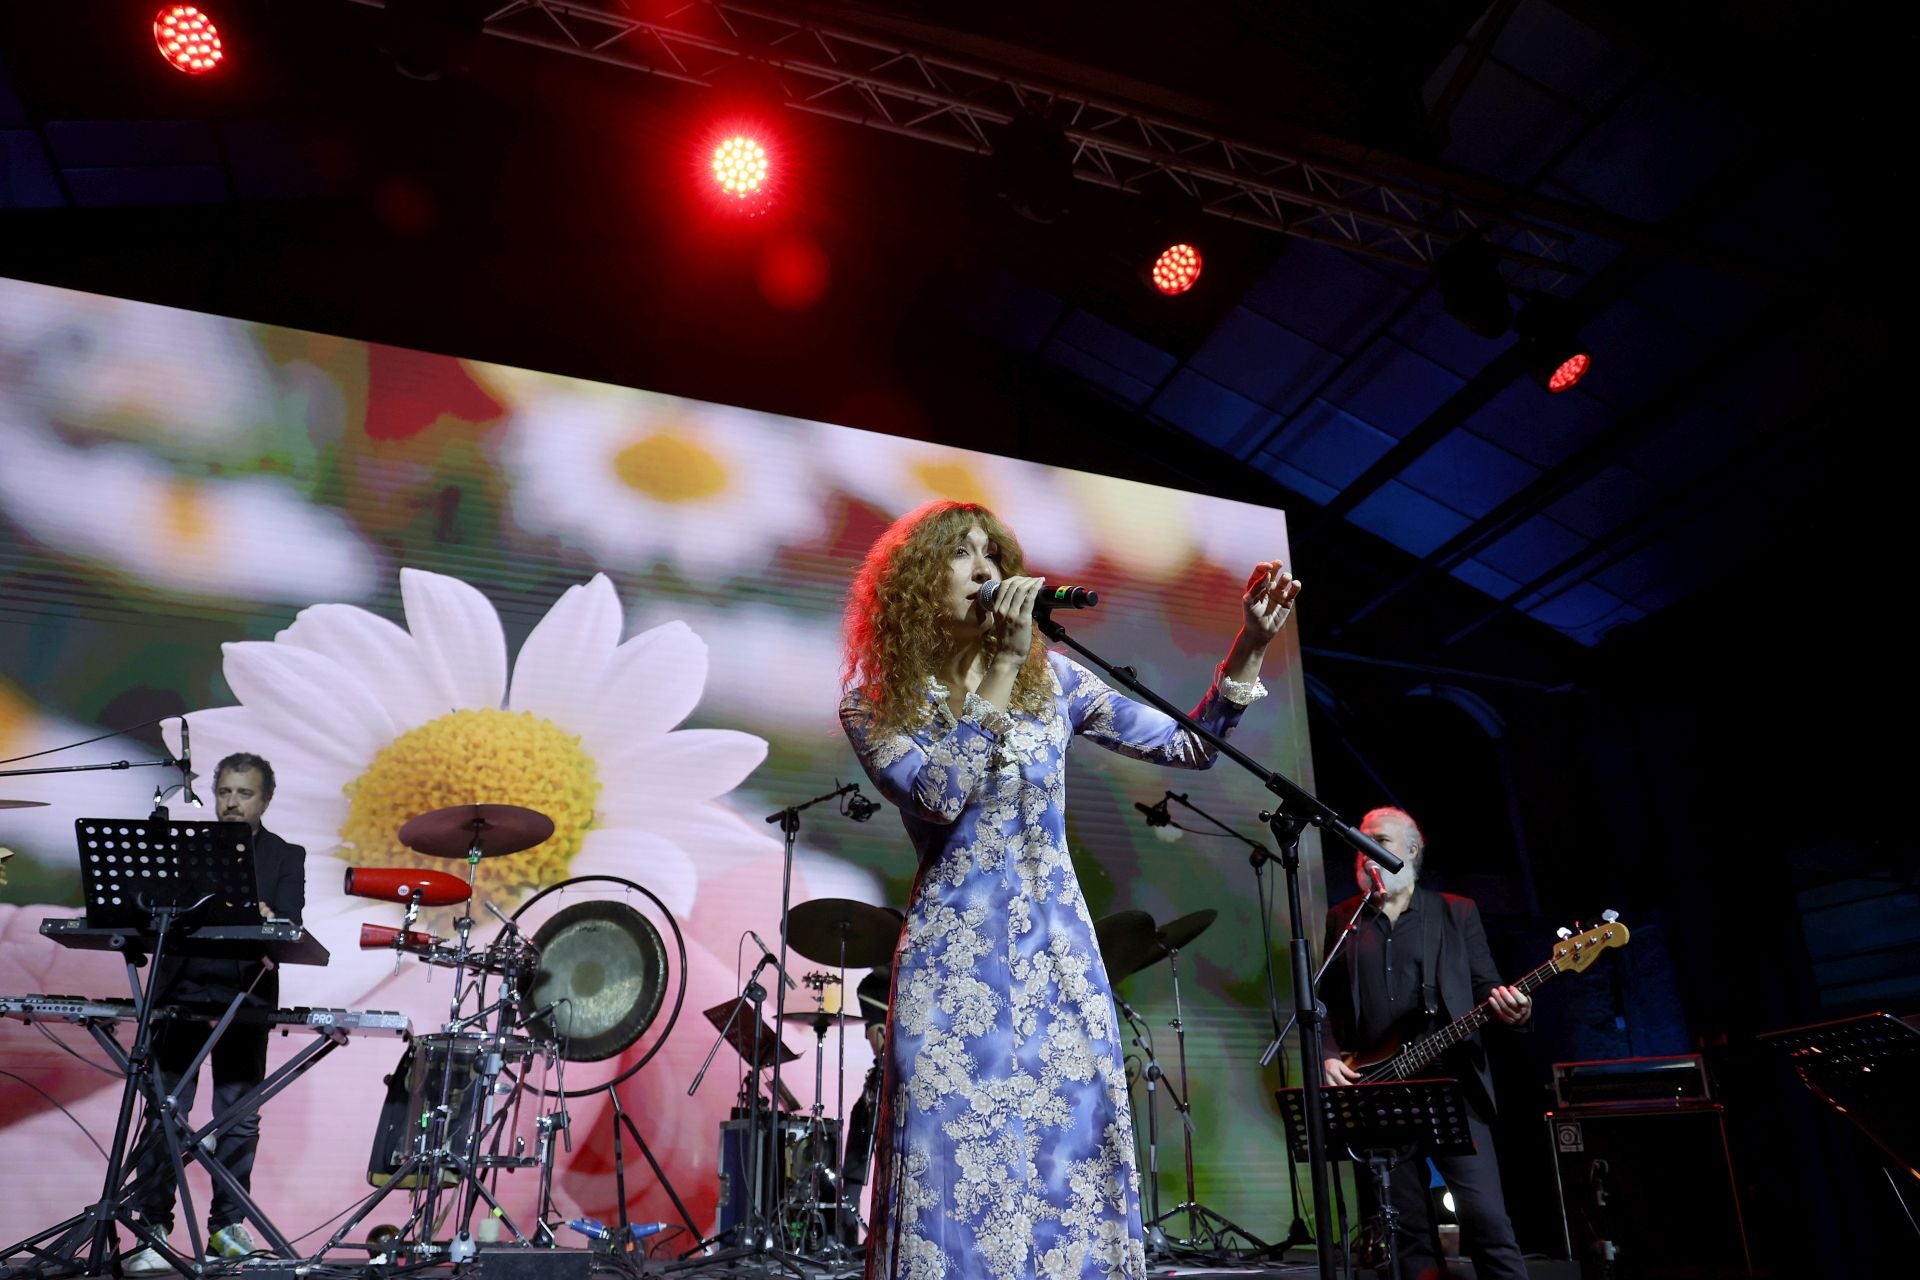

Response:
(1549, 909), (1630, 975)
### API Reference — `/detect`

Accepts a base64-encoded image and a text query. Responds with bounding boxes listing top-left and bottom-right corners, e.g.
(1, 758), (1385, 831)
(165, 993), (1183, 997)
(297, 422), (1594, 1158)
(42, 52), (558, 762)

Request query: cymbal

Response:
(0, 800), (49, 810)
(1093, 909), (1160, 986)
(786, 898), (901, 969)
(398, 803), (554, 859)
(777, 1007), (840, 1032)
(1156, 908), (1218, 954)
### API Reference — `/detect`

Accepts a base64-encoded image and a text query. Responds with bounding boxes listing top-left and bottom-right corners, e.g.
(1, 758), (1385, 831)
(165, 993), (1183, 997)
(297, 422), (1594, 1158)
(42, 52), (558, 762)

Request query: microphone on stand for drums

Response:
(749, 929), (799, 989)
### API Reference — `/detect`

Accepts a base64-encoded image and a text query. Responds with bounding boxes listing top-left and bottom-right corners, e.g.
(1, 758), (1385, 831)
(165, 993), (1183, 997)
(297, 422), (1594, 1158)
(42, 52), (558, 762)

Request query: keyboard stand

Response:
(1, 901), (212, 1280)
(3, 923), (335, 1277)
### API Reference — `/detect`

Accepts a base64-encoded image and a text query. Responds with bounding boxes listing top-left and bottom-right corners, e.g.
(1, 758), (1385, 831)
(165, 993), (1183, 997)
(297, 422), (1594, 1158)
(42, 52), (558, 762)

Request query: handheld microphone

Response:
(179, 717), (201, 808)
(976, 579), (1099, 613)
(748, 929), (798, 989)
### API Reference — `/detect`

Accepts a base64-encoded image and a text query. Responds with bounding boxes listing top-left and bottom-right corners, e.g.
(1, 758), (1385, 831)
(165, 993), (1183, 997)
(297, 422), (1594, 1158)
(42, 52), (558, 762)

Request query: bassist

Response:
(1320, 806), (1530, 1280)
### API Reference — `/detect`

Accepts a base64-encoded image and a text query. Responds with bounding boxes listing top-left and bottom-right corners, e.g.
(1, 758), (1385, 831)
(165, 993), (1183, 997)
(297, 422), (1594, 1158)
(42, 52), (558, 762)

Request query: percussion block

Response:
(465, 1247), (596, 1280)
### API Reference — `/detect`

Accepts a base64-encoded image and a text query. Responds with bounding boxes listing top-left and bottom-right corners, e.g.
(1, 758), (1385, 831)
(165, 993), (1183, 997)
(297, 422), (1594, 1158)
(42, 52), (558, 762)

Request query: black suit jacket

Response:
(156, 825), (307, 1010)
(1320, 885), (1513, 1115)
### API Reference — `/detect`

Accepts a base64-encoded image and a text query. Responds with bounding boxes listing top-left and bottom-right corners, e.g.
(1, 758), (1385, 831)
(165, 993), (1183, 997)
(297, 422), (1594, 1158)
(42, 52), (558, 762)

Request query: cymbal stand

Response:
(1147, 941), (1270, 1256)
(779, 990), (840, 1256)
(1114, 994), (1174, 1256)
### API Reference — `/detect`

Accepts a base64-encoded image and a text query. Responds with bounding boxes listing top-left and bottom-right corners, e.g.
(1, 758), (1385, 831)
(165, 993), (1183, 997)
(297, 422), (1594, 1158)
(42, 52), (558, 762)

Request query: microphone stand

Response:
(1033, 611), (1401, 1280)
(1, 719), (199, 817)
(1268, 884), (1377, 1054)
(1152, 789), (1316, 1255)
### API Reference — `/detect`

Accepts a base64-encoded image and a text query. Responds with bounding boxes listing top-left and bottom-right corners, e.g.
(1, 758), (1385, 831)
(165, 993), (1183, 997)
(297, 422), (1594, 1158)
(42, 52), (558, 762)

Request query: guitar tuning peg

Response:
(1601, 909), (1619, 924)
(1556, 927), (1573, 940)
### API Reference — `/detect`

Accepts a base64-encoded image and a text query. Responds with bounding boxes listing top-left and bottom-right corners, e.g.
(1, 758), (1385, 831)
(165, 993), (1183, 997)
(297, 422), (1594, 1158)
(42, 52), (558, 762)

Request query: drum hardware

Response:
(661, 784), (882, 1276)
(783, 899), (900, 1262)
(1102, 902), (1269, 1257)
(767, 974), (852, 1256)
(318, 803), (564, 1262)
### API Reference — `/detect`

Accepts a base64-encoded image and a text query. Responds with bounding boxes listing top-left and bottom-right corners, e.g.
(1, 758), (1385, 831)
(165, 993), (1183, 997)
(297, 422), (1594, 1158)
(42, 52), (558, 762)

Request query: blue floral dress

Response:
(840, 651), (1260, 1280)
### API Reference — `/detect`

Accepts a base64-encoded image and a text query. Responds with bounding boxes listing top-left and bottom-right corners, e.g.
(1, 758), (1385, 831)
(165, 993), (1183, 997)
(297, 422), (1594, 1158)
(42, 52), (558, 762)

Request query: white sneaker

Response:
(208, 1223), (259, 1259)
(123, 1245), (174, 1275)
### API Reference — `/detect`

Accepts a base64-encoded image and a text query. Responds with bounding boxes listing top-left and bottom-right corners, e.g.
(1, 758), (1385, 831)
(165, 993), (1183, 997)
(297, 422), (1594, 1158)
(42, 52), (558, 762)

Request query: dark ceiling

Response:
(0, 0), (1906, 693)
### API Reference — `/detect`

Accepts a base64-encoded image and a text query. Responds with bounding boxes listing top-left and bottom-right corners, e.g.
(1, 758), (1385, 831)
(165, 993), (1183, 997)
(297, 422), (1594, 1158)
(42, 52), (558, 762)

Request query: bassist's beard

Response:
(1356, 854), (1419, 896)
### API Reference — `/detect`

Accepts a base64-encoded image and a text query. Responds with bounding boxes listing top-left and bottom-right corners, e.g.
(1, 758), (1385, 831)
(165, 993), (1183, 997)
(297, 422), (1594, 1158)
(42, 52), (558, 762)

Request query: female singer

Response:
(840, 500), (1300, 1279)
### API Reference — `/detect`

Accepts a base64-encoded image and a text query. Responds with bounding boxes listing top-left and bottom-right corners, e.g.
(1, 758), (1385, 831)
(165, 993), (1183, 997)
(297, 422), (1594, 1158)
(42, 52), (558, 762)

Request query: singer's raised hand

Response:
(1242, 560), (1302, 641)
(983, 574), (1044, 664)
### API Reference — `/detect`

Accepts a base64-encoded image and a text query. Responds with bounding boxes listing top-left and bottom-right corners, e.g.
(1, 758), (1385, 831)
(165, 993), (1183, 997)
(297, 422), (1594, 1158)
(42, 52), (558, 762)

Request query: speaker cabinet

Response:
(1546, 1105), (1752, 1278)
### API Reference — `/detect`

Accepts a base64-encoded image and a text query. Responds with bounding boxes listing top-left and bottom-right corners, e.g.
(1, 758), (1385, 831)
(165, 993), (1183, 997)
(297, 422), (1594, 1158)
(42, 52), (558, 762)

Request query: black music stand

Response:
(76, 817), (258, 930)
(1278, 1079), (1476, 1280)
(1760, 1012), (1920, 1235)
(1, 819), (262, 1280)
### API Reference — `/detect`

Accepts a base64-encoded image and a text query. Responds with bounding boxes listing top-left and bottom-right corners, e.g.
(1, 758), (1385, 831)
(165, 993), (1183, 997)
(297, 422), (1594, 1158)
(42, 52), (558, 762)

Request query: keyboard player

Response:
(127, 753), (306, 1273)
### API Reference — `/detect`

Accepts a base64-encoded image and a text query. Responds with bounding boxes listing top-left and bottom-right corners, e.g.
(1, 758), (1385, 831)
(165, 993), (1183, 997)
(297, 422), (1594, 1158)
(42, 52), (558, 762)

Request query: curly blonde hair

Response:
(843, 501), (1052, 732)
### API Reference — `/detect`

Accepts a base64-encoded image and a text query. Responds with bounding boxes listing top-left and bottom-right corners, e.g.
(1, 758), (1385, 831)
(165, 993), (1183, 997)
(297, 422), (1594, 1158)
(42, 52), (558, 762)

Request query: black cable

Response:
(0, 714), (170, 765)
(0, 1066), (110, 1161)
(34, 1021), (126, 1077)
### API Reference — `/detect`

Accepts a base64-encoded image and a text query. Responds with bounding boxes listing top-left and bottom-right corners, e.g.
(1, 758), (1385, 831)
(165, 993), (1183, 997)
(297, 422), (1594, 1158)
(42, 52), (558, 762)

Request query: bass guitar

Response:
(1343, 911), (1629, 1082)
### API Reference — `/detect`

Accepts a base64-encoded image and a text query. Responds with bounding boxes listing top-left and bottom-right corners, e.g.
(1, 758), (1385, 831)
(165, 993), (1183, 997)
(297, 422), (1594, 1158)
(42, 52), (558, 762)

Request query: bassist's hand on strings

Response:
(1488, 984), (1532, 1025)
(1322, 1056), (1360, 1086)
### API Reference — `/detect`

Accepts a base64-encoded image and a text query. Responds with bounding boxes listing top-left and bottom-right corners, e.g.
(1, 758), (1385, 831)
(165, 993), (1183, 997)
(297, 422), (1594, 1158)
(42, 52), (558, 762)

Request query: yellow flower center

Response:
(612, 430), (729, 502)
(162, 481), (213, 548)
(911, 460), (990, 508)
(341, 709), (600, 903)
(0, 680), (31, 757)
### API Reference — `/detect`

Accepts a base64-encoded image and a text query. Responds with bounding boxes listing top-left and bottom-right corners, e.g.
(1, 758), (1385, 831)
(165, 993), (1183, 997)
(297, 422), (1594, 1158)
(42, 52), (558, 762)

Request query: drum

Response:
(365, 1032), (538, 1187)
(716, 1114), (842, 1240)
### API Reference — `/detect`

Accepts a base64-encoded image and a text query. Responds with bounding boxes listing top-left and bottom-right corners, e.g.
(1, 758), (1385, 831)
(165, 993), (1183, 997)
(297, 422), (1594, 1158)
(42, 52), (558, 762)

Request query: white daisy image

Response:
(0, 278), (276, 448)
(164, 568), (776, 944)
(489, 381), (825, 575)
(819, 427), (1096, 571)
(627, 601), (846, 733)
(0, 414), (379, 605)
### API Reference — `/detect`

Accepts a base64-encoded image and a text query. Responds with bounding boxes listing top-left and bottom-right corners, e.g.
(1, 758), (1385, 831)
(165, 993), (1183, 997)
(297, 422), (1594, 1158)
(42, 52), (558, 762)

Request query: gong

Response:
(524, 898), (668, 1062)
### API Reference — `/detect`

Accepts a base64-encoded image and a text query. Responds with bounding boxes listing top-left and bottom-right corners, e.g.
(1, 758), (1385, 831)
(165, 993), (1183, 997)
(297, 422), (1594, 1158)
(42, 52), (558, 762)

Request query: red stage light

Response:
(154, 5), (224, 75)
(712, 135), (771, 202)
(1546, 351), (1591, 393)
(1151, 243), (1202, 295)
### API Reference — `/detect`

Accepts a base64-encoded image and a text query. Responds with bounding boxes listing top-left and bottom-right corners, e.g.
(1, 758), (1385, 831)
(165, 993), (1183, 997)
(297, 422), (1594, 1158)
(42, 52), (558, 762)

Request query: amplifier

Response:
(1551, 1054), (1711, 1109)
(1546, 1104), (1752, 1277)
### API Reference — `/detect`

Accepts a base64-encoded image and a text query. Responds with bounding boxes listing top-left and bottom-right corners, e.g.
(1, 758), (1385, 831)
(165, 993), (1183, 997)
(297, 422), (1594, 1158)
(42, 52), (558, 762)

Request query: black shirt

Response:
(1347, 890), (1437, 1051)
(160, 824), (308, 1009)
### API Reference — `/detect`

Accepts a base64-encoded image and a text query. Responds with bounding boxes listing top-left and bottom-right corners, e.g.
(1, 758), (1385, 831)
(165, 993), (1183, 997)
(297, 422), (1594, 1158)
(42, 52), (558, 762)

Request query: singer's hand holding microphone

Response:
(975, 577), (1099, 658)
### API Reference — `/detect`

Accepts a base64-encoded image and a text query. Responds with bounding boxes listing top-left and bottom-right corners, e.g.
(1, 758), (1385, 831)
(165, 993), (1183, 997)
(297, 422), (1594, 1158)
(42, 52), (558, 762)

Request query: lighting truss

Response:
(346, 0), (1581, 286)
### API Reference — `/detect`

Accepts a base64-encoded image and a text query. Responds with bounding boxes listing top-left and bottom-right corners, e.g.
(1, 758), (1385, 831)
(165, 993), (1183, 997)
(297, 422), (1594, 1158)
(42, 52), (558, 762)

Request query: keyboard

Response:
(0, 994), (410, 1038)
